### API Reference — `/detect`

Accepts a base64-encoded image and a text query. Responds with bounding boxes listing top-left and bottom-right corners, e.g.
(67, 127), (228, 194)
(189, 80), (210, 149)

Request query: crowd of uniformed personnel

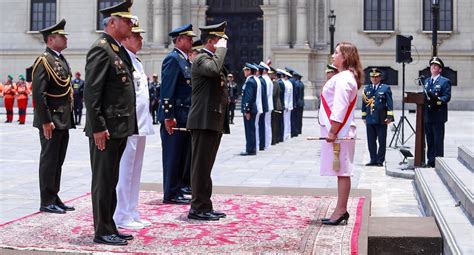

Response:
(2, 0), (453, 247)
(239, 63), (305, 156)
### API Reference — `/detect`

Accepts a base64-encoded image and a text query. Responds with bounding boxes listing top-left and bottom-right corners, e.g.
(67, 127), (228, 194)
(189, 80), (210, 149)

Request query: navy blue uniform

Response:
(158, 48), (192, 201)
(278, 79), (286, 143)
(149, 80), (160, 124)
(423, 75), (451, 167)
(362, 83), (394, 165)
(241, 76), (258, 154)
(72, 78), (84, 125)
(292, 78), (305, 136)
(289, 78), (299, 137)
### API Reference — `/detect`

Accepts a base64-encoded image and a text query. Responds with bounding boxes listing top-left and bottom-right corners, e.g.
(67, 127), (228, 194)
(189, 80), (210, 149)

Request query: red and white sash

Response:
(320, 93), (357, 138)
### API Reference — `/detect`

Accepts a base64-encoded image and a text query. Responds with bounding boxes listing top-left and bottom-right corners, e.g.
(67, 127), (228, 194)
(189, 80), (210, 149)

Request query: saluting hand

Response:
(93, 130), (110, 151)
(214, 38), (227, 48)
(42, 122), (55, 140)
(165, 118), (177, 135)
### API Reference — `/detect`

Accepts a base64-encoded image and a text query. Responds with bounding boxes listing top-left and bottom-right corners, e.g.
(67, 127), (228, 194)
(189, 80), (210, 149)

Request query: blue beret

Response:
(169, 24), (196, 38)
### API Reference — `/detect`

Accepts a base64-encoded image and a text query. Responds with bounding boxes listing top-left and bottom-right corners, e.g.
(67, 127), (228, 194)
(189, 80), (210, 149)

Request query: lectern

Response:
(404, 92), (425, 166)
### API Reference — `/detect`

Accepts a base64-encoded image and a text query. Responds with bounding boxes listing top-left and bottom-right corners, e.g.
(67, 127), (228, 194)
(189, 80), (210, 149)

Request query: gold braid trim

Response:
(32, 56), (72, 98)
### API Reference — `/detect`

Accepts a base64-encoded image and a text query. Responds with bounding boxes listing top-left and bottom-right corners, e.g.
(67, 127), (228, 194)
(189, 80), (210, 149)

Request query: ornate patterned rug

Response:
(0, 191), (364, 254)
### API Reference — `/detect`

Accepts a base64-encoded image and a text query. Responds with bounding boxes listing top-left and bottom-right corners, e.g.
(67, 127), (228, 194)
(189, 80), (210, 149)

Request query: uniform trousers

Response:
(255, 112), (262, 151)
(283, 109), (292, 141)
(160, 123), (191, 200)
(264, 112), (272, 149)
(17, 97), (28, 123)
(228, 102), (236, 123)
(38, 129), (69, 206)
(271, 111), (281, 145)
(425, 122), (445, 166)
(291, 107), (298, 137)
(4, 96), (14, 122)
(89, 137), (127, 236)
(243, 113), (257, 154)
(366, 124), (387, 164)
(258, 113), (266, 150)
(114, 136), (146, 225)
(190, 129), (222, 212)
(73, 100), (83, 125)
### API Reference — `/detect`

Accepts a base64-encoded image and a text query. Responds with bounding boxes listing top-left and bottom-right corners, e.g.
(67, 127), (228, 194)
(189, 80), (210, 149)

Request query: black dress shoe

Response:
(163, 195), (191, 205)
(117, 232), (133, 240)
(365, 162), (377, 166)
(239, 151), (256, 156)
(211, 210), (226, 218)
(181, 186), (192, 195)
(93, 234), (127, 245)
(57, 203), (75, 211)
(188, 209), (220, 221)
(40, 204), (66, 214)
(377, 163), (384, 167)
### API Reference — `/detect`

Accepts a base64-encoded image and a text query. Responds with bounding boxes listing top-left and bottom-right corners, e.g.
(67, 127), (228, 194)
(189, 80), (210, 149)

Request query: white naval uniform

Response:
(254, 75), (263, 151)
(262, 74), (274, 149)
(283, 78), (293, 141)
(114, 49), (155, 226)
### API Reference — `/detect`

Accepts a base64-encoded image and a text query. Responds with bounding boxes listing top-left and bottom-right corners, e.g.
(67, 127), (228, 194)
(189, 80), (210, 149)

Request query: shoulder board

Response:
(100, 38), (107, 44)
(111, 44), (119, 52)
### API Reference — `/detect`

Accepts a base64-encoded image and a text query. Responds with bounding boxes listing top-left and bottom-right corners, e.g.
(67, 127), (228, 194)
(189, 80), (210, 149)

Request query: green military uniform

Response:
(84, 1), (137, 238)
(186, 22), (229, 216)
(32, 19), (76, 213)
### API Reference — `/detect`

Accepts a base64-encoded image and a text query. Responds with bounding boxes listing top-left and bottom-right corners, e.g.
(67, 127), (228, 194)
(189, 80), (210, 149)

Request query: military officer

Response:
(32, 19), (76, 214)
(259, 61), (274, 149)
(255, 64), (269, 151)
(72, 71), (85, 125)
(227, 73), (239, 125)
(186, 21), (229, 221)
(292, 71), (305, 136)
(325, 64), (338, 81)
(240, 63), (259, 156)
(423, 57), (451, 167)
(270, 67), (283, 145)
(149, 74), (160, 124)
(189, 39), (203, 62)
(361, 68), (394, 167)
(158, 24), (196, 204)
(84, 1), (137, 246)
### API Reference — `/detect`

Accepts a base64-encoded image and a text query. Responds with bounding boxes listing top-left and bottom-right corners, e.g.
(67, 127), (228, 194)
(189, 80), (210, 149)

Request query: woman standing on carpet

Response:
(318, 42), (363, 225)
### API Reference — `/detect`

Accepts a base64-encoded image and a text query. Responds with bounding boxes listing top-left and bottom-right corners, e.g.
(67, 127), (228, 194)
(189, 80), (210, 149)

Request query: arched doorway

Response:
(206, 0), (263, 86)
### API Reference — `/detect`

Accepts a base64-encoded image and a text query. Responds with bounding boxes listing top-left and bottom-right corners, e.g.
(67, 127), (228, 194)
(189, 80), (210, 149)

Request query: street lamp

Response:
(431, 0), (439, 56)
(328, 10), (336, 54)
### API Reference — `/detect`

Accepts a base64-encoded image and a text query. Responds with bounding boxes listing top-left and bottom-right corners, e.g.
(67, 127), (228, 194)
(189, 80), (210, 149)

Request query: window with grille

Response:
(364, 0), (394, 31)
(30, 0), (56, 31)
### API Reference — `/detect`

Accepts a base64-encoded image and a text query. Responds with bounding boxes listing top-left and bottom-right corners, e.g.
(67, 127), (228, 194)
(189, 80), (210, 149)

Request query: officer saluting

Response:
(423, 57), (451, 167)
(32, 19), (76, 214)
(158, 24), (196, 204)
(361, 68), (394, 167)
(84, 1), (137, 246)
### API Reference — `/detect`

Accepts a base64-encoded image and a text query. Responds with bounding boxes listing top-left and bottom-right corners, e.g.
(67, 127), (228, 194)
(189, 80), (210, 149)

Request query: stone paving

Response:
(1, 109), (473, 224)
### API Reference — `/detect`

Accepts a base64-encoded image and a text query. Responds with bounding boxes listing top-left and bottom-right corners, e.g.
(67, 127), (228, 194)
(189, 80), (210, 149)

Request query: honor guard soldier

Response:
(240, 63), (259, 156)
(254, 63), (269, 151)
(423, 57), (451, 167)
(285, 67), (299, 138)
(189, 39), (203, 62)
(186, 21), (229, 221)
(292, 71), (305, 136)
(84, 0), (137, 246)
(361, 68), (394, 167)
(32, 19), (76, 215)
(278, 69), (293, 141)
(270, 67), (283, 145)
(259, 61), (274, 149)
(2, 75), (16, 123)
(72, 72), (85, 125)
(149, 74), (160, 124)
(158, 24), (196, 204)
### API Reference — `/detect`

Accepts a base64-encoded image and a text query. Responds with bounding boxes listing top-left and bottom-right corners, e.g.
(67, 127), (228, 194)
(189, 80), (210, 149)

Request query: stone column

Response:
(277, 0), (290, 47)
(153, 0), (166, 46)
(171, 0), (183, 29)
(260, 3), (278, 59)
(294, 0), (309, 48)
(190, 0), (207, 33)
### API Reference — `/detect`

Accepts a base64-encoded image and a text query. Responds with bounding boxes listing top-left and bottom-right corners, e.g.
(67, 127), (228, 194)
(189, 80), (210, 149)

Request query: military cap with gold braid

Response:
(325, 64), (337, 73)
(131, 16), (145, 33)
(429, 56), (444, 69)
(192, 40), (203, 51)
(199, 21), (228, 40)
(100, 0), (133, 19)
(169, 24), (196, 38)
(39, 19), (68, 42)
(369, 67), (382, 77)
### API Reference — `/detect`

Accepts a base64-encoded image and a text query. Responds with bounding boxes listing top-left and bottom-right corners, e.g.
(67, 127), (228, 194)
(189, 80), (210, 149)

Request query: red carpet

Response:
(0, 191), (364, 254)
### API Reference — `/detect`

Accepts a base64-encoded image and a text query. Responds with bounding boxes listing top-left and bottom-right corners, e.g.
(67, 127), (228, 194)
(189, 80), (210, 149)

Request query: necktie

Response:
(59, 54), (70, 69)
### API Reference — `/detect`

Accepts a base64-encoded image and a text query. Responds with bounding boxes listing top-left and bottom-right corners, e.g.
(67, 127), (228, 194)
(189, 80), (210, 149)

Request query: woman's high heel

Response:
(321, 212), (349, 225)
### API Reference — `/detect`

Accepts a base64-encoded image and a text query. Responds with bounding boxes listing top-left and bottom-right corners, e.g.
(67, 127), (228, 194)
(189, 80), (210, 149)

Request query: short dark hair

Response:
(200, 34), (218, 45)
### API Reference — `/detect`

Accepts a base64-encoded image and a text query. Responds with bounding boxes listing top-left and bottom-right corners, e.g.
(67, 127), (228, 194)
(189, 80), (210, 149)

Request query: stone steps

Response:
(414, 167), (473, 255)
(458, 145), (474, 172)
(435, 157), (474, 223)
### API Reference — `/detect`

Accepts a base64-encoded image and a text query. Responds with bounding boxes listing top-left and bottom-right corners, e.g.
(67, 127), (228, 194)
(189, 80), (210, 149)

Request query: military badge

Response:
(100, 39), (107, 44)
(111, 44), (120, 52)
(122, 76), (127, 82)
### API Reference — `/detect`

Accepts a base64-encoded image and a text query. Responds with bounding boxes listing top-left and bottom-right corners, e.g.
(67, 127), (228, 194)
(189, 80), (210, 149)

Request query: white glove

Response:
(214, 38), (227, 48)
